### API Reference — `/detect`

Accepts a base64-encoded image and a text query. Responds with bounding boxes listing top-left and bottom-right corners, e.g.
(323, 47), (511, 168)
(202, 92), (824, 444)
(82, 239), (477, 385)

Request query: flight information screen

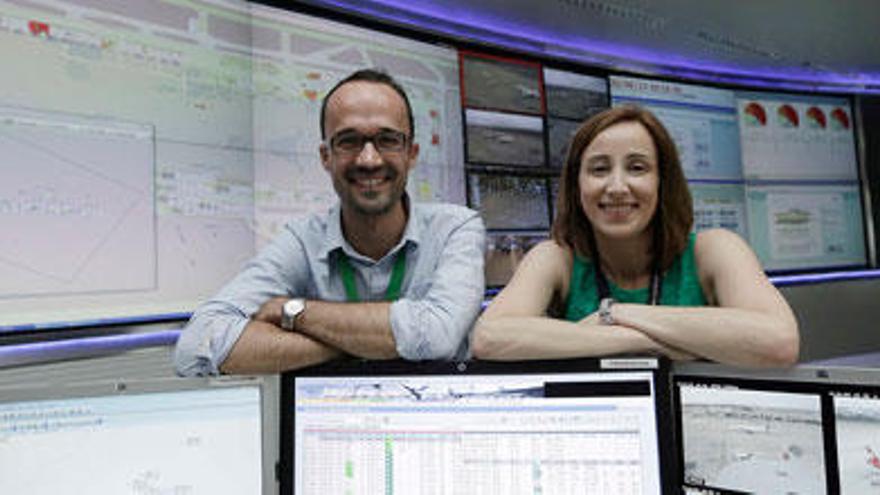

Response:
(610, 75), (867, 272)
(290, 370), (664, 494)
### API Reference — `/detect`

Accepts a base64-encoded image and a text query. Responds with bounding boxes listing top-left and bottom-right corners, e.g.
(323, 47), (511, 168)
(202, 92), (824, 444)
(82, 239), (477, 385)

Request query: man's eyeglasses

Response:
(328, 130), (409, 155)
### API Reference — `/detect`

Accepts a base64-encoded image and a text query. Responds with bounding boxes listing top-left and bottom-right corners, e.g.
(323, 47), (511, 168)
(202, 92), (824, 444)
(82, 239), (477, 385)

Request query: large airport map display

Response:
(0, 0), (463, 331)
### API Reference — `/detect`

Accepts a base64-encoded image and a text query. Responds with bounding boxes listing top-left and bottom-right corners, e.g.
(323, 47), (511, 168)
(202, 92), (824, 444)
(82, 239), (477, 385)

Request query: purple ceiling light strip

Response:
(302, 0), (880, 93)
(0, 330), (182, 368)
(770, 270), (880, 287)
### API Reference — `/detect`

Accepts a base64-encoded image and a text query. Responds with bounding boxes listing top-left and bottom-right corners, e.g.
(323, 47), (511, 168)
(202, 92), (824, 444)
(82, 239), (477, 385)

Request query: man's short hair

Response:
(319, 68), (415, 140)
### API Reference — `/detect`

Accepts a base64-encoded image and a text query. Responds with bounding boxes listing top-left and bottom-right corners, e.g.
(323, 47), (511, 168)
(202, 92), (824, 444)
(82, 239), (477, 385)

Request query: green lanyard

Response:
(337, 250), (407, 302)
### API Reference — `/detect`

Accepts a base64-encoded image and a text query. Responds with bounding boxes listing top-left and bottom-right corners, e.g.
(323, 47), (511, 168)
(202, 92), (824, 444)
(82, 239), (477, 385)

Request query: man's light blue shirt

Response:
(175, 201), (486, 375)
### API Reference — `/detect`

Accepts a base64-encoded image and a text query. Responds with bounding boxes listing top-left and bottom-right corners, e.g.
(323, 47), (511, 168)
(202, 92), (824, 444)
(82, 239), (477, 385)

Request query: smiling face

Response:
(320, 81), (419, 217)
(578, 120), (659, 245)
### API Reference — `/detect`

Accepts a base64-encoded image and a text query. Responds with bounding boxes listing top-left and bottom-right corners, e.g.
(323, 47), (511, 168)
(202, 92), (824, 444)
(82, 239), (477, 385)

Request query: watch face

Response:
(284, 299), (304, 316)
(282, 299), (305, 330)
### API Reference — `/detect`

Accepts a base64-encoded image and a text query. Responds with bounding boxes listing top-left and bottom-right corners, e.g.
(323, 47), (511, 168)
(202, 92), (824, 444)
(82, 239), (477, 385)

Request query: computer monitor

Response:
(830, 383), (880, 493)
(467, 172), (551, 231)
(281, 358), (677, 494)
(674, 374), (826, 493)
(673, 364), (880, 494)
(0, 376), (273, 494)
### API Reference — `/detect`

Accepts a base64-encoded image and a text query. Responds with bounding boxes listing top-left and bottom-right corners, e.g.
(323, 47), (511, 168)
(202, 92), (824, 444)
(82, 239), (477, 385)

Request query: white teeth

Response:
(356, 178), (383, 186)
(601, 204), (635, 214)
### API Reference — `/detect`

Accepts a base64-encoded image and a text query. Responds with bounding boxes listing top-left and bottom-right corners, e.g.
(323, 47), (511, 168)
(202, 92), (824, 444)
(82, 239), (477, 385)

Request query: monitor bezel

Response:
(280, 357), (677, 494)
(0, 375), (276, 495)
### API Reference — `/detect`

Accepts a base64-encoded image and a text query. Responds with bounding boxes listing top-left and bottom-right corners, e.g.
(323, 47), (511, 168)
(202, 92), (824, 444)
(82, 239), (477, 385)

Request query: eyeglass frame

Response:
(325, 128), (412, 156)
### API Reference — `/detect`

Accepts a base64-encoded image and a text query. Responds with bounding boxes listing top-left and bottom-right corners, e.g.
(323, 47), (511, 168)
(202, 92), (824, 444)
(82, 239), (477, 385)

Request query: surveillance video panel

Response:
(461, 53), (543, 114)
(833, 392), (880, 493)
(547, 117), (581, 168)
(677, 382), (826, 494)
(543, 68), (608, 121)
(465, 109), (545, 167)
(485, 232), (547, 287)
(468, 172), (550, 231)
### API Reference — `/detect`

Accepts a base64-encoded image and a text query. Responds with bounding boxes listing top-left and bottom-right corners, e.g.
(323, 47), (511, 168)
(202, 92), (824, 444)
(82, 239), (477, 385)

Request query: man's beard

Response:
(343, 165), (405, 216)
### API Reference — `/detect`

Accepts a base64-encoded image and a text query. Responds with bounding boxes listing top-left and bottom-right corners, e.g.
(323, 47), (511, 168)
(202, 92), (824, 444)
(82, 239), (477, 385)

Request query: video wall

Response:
(0, 0), (870, 334)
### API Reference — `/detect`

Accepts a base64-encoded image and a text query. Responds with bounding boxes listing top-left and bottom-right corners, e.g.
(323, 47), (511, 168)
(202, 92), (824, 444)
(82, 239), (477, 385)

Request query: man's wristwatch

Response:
(598, 297), (615, 325)
(280, 298), (305, 331)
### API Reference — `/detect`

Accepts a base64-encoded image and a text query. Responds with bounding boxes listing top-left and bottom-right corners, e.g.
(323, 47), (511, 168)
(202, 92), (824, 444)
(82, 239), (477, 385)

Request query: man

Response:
(175, 69), (486, 375)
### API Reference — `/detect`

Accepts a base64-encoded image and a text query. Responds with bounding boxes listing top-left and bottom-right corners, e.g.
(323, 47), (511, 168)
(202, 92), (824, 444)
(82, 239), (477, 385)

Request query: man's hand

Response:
(252, 296), (287, 326)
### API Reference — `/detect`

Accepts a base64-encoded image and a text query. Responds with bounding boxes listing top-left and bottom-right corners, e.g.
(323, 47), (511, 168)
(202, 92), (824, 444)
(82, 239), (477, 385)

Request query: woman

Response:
(472, 105), (799, 366)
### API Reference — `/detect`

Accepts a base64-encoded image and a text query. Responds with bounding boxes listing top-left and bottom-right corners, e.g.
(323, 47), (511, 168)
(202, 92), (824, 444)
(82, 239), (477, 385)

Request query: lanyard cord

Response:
(588, 232), (662, 305)
(338, 249), (407, 302)
(593, 262), (661, 306)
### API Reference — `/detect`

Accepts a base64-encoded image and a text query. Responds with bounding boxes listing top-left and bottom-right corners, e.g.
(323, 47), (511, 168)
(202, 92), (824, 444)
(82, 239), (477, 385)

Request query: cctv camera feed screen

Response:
(485, 233), (547, 287)
(677, 381), (826, 494)
(833, 391), (880, 493)
(468, 173), (550, 231)
(465, 109), (545, 167)
(0, 0), (464, 333)
(547, 117), (581, 168)
(461, 53), (543, 114)
(543, 68), (608, 121)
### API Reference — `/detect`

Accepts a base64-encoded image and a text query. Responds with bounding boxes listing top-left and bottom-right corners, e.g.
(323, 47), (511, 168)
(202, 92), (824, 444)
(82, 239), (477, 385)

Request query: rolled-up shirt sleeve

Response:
(174, 229), (308, 375)
(390, 211), (486, 360)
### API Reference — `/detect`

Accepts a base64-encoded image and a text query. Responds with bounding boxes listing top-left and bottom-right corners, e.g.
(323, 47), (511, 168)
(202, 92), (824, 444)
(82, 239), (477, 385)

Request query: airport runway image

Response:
(680, 388), (825, 494)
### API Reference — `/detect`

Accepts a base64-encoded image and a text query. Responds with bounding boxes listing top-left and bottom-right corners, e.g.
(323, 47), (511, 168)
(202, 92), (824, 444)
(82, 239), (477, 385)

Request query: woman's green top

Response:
(564, 233), (708, 321)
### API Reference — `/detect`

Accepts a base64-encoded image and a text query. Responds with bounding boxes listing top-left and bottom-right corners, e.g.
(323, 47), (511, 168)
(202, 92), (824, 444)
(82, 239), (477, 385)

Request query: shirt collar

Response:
(319, 195), (421, 263)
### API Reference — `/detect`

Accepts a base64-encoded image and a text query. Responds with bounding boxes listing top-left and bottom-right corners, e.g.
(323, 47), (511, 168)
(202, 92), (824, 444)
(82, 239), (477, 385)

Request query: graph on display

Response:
(0, 0), (464, 331)
(738, 93), (859, 182)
